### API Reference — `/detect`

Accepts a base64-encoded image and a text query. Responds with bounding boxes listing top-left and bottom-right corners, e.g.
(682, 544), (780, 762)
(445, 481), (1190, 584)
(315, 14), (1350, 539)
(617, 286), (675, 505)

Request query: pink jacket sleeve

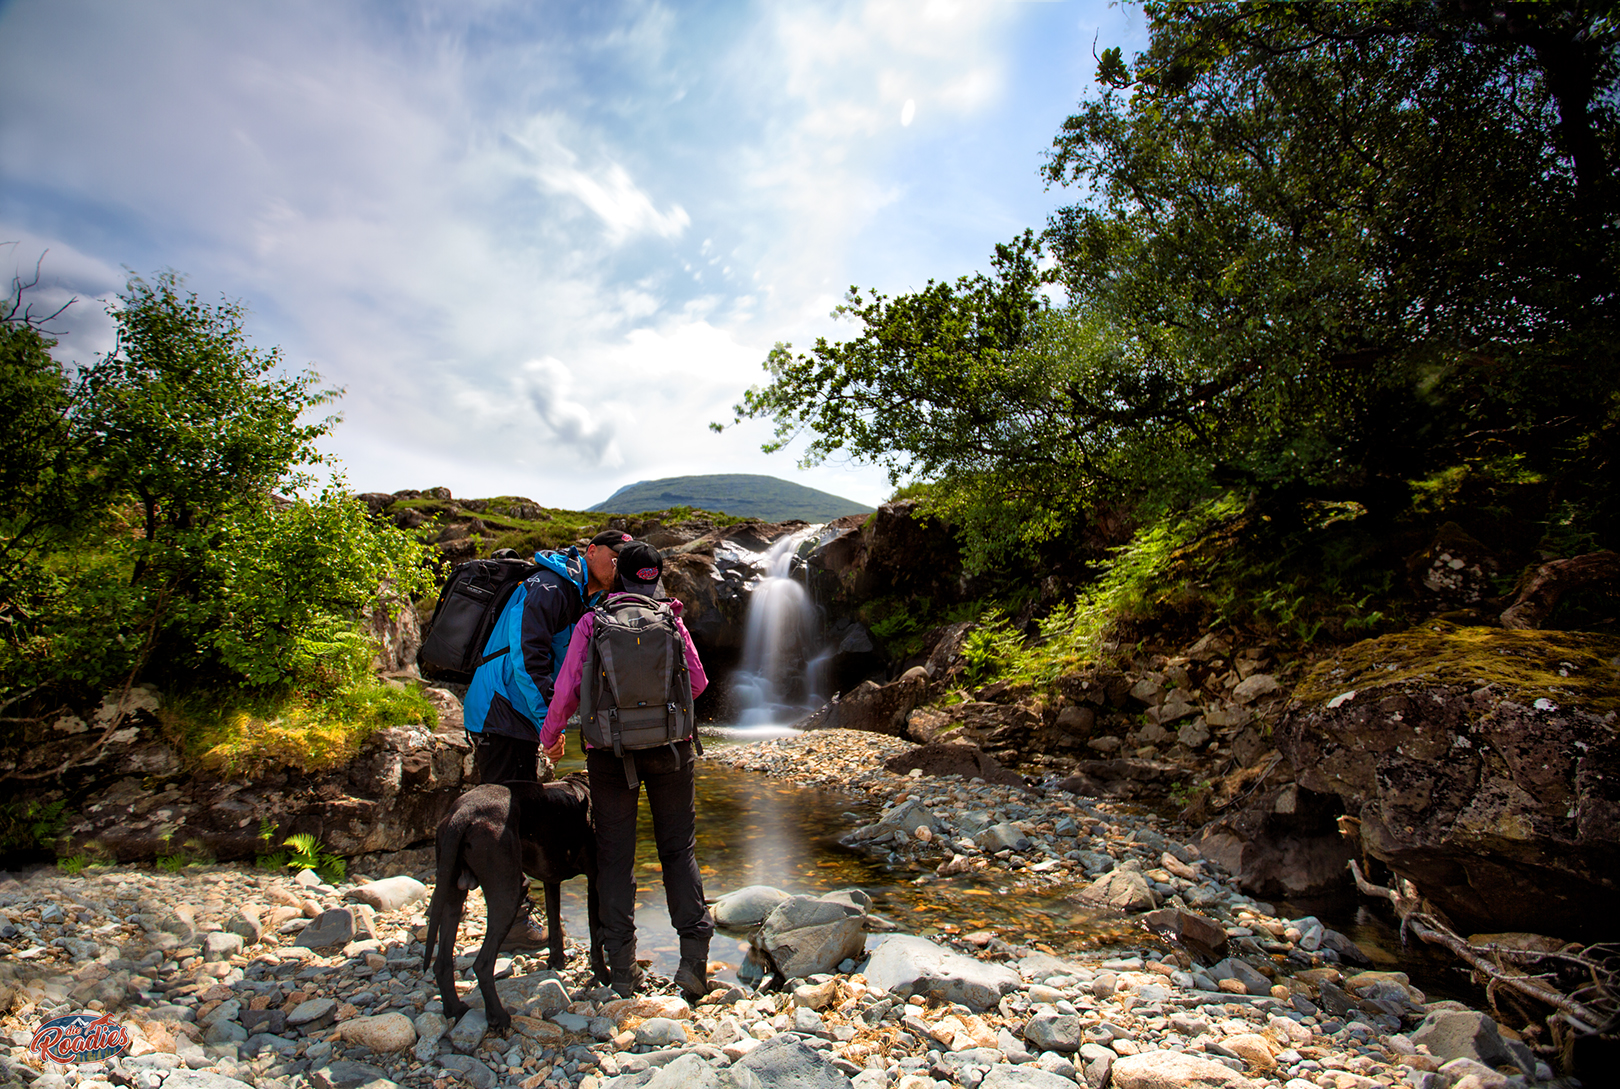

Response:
(540, 613), (594, 748)
(677, 616), (707, 698)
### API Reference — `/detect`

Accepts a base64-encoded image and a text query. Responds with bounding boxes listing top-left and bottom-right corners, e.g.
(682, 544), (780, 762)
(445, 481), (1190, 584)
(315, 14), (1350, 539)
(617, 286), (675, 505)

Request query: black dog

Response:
(422, 774), (607, 1030)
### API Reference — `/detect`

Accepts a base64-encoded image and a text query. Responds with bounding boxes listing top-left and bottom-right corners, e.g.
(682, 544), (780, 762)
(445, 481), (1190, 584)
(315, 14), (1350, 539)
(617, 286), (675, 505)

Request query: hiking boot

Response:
(608, 943), (644, 998)
(499, 902), (548, 952)
(674, 937), (710, 1001)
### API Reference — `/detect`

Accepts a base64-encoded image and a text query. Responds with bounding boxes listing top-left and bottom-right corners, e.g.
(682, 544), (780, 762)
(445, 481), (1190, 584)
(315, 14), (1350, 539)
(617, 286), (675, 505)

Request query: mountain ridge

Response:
(588, 473), (873, 522)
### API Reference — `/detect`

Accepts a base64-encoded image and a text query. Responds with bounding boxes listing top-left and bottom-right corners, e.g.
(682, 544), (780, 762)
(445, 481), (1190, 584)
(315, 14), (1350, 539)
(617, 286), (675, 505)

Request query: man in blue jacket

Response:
(461, 529), (627, 948)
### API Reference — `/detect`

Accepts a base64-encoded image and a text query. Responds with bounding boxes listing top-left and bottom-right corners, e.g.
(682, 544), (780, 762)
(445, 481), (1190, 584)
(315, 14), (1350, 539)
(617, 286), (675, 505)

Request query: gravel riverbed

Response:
(1, 730), (1569, 1089)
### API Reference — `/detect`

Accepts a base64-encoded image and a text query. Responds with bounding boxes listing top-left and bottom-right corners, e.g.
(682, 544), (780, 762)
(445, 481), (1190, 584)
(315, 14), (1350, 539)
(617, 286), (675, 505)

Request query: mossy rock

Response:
(1294, 620), (1620, 719)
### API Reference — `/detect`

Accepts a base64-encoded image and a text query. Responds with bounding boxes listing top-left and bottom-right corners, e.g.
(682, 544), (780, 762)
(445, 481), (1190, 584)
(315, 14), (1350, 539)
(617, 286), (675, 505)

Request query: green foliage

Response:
(203, 486), (434, 687)
(283, 832), (346, 884)
(155, 854), (186, 872)
(722, 0), (1619, 578)
(56, 854), (91, 875)
(1044, 1), (1619, 515)
(0, 798), (68, 856)
(165, 679), (435, 775)
(1, 268), (436, 729)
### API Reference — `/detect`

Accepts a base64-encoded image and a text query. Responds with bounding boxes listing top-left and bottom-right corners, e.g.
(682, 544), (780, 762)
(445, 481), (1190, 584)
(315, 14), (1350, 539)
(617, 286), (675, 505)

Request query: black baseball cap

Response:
(616, 541), (663, 594)
(588, 530), (633, 551)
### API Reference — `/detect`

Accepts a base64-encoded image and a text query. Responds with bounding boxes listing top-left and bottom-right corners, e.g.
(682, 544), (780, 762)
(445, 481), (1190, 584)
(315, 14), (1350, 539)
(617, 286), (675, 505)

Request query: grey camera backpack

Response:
(579, 594), (697, 767)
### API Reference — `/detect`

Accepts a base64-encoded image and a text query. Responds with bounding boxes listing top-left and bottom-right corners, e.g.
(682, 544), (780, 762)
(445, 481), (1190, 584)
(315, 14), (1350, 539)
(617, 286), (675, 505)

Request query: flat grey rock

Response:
(287, 998), (337, 1027)
(734, 1034), (854, 1089)
(1022, 1012), (1081, 1053)
(447, 1008), (488, 1052)
(436, 1055), (496, 1089)
(711, 885), (792, 928)
(307, 1061), (398, 1089)
(864, 934), (1021, 1011)
(980, 1066), (1082, 1089)
(295, 907), (356, 950)
(1409, 1009), (1515, 1069)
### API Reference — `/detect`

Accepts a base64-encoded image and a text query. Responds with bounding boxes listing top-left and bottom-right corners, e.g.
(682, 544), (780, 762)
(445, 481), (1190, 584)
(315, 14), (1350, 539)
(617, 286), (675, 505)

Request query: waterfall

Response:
(729, 525), (832, 730)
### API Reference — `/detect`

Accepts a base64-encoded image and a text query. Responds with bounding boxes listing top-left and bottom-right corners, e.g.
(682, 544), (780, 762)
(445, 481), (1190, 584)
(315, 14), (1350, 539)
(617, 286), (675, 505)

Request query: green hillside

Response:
(589, 474), (873, 522)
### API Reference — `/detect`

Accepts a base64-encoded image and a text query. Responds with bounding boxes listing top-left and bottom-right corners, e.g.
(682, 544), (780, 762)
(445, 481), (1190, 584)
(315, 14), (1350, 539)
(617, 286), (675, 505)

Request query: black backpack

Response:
(417, 557), (539, 681)
(579, 594), (697, 757)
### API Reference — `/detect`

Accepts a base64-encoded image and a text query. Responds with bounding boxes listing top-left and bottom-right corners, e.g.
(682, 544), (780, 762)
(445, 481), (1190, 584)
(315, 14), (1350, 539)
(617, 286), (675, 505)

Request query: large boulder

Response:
(1197, 782), (1356, 899)
(1279, 623), (1620, 938)
(804, 671), (930, 737)
(757, 891), (871, 979)
(864, 935), (1021, 1010)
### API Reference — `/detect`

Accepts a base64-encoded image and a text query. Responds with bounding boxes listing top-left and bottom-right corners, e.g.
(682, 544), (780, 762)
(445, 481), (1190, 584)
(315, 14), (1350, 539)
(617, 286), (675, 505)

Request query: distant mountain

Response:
(588, 474), (874, 522)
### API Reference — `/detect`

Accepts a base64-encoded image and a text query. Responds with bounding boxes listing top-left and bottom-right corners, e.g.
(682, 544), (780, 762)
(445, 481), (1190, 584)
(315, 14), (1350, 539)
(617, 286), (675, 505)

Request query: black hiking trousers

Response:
(586, 741), (714, 961)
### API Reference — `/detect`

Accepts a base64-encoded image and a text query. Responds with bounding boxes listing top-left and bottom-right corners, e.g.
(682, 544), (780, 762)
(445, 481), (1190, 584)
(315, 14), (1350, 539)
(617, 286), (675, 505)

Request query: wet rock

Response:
(977, 823), (1031, 853)
(1141, 908), (1228, 961)
(758, 893), (869, 979)
(864, 934), (1021, 1011)
(821, 673), (928, 737)
(1078, 870), (1157, 913)
(711, 885), (792, 928)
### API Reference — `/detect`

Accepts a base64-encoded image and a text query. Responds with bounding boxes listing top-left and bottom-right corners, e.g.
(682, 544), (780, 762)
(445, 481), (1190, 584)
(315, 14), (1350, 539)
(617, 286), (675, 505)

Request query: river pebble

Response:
(0, 729), (1564, 1089)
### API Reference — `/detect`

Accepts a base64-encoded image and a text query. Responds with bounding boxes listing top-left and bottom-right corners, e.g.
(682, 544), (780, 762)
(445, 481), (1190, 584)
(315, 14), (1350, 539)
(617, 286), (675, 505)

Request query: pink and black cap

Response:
(615, 541), (663, 595)
(588, 530), (633, 552)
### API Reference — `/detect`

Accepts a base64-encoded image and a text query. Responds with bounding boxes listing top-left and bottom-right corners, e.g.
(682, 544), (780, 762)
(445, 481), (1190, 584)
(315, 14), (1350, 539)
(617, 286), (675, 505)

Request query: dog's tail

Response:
(421, 817), (466, 972)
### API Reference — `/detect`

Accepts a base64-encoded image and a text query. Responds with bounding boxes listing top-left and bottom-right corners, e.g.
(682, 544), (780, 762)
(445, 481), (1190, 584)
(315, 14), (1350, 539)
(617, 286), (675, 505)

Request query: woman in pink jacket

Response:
(540, 541), (712, 999)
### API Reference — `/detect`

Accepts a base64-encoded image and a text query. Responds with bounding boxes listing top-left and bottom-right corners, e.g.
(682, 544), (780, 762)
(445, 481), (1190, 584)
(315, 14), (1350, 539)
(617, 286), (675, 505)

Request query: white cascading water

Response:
(729, 526), (831, 732)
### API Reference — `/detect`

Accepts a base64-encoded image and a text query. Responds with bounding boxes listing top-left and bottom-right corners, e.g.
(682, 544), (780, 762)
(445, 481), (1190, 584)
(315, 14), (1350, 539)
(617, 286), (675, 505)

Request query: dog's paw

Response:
(445, 1000), (471, 1022)
(547, 951), (568, 971)
(488, 1011), (513, 1035)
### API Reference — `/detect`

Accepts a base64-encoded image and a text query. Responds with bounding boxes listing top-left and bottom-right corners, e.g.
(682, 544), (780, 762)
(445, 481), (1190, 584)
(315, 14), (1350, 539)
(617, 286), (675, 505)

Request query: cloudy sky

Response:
(1, 0), (1144, 510)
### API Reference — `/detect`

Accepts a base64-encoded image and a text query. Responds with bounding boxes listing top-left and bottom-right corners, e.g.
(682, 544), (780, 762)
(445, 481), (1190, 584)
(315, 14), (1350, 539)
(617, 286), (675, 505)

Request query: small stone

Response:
(287, 999), (337, 1029)
(448, 1008), (488, 1051)
(338, 1013), (416, 1053)
(295, 908), (357, 950)
(633, 1018), (688, 1047)
(203, 932), (244, 962)
(1023, 1013), (1082, 1053)
(347, 876), (428, 913)
(1110, 1050), (1255, 1088)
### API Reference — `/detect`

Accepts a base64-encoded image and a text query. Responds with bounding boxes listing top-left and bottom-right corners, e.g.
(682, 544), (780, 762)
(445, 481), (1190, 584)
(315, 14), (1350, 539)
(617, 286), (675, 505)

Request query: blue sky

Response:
(1, 0), (1145, 510)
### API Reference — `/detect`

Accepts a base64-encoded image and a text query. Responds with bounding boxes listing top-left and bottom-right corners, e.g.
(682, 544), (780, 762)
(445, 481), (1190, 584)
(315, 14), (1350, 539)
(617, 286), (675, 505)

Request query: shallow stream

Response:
(545, 734), (1123, 983)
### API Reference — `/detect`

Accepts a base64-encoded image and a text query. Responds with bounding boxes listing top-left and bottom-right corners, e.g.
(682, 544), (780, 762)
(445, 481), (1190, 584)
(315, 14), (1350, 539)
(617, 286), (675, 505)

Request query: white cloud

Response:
(0, 0), (1134, 511)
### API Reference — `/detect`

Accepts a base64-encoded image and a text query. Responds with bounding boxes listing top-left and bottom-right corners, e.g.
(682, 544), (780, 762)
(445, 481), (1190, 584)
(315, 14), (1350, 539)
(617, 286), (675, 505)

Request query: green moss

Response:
(1295, 621), (1620, 717)
(162, 679), (437, 776)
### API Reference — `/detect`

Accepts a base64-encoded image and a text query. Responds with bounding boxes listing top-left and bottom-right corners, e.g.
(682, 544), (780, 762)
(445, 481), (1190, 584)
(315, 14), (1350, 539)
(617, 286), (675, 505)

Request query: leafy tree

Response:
(88, 272), (336, 584)
(1043, 0), (1620, 515)
(724, 0), (1620, 566)
(0, 268), (434, 710)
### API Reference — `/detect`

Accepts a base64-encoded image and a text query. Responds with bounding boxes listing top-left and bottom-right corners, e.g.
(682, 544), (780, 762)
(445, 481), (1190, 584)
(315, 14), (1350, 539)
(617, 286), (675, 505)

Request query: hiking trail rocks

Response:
(4, 727), (1562, 1089)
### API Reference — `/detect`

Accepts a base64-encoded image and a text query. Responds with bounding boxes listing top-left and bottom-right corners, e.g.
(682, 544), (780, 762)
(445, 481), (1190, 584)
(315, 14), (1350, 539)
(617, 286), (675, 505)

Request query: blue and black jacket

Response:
(464, 548), (597, 741)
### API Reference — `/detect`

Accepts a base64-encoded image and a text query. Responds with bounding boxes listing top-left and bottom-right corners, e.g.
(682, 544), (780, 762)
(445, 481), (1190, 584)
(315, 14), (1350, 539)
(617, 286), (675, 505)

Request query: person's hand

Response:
(543, 735), (567, 763)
